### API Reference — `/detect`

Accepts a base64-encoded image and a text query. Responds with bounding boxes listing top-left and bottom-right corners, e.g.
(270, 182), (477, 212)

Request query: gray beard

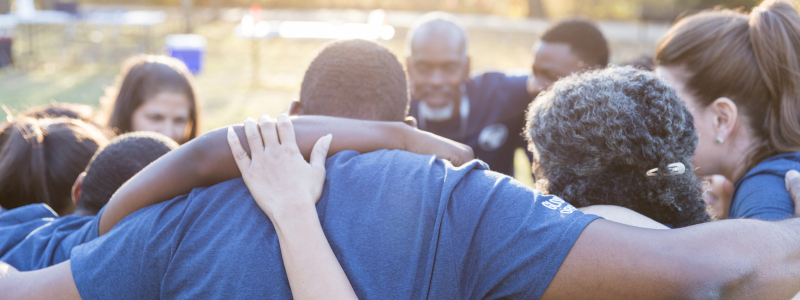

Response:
(419, 100), (454, 122)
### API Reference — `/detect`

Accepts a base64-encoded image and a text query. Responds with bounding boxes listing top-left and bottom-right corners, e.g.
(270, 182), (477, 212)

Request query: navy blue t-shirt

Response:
(728, 152), (800, 220)
(409, 72), (532, 176)
(71, 150), (598, 299)
(0, 204), (101, 271)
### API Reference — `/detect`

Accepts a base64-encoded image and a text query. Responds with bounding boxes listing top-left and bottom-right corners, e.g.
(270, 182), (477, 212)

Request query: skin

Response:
(527, 41), (586, 96)
(229, 115), (357, 300)
(657, 66), (759, 182)
(131, 91), (192, 144)
(406, 21), (470, 110)
(702, 175), (734, 220)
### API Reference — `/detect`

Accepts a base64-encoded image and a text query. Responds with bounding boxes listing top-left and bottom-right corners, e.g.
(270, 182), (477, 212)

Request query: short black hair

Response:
(77, 131), (178, 215)
(541, 18), (609, 67)
(299, 39), (409, 122)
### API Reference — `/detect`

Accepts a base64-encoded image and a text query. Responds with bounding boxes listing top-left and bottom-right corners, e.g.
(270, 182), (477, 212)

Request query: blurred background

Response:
(0, 0), (762, 184)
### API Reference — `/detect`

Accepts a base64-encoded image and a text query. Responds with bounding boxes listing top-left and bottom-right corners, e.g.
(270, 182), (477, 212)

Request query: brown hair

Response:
(656, 0), (800, 169)
(104, 55), (200, 144)
(0, 117), (108, 214)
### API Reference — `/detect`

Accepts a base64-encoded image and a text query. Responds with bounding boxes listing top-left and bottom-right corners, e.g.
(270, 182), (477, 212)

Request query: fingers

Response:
(276, 114), (298, 149)
(309, 134), (332, 170)
(785, 170), (800, 215)
(244, 117), (264, 157)
(259, 115), (279, 148)
(227, 127), (251, 173)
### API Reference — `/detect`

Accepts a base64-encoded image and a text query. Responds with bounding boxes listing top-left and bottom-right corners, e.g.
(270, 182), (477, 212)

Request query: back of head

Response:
(656, 0), (800, 167)
(541, 18), (609, 67)
(526, 66), (709, 226)
(76, 131), (178, 215)
(105, 54), (200, 141)
(299, 39), (408, 122)
(24, 103), (94, 122)
(0, 117), (108, 214)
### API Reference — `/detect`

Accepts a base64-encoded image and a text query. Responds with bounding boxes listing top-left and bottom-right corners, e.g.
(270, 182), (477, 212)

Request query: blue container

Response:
(165, 34), (206, 75)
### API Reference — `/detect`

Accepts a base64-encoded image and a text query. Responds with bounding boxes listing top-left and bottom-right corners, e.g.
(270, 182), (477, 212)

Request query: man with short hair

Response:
(528, 18), (609, 95)
(405, 13), (609, 176)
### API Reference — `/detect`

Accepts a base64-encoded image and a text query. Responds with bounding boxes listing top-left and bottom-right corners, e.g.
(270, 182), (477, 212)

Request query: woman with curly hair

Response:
(526, 66), (710, 227)
(656, 0), (800, 220)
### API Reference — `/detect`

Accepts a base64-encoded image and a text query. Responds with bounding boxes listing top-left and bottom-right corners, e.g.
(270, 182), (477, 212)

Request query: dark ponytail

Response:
(0, 117), (108, 214)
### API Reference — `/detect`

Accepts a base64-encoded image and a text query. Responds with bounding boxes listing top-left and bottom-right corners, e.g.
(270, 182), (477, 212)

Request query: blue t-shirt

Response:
(71, 150), (598, 299)
(0, 204), (101, 271)
(728, 152), (800, 220)
(409, 72), (532, 176)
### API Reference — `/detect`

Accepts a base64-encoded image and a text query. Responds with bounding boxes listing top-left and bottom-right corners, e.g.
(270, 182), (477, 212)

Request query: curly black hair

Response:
(300, 39), (409, 122)
(541, 18), (609, 67)
(525, 66), (710, 227)
(77, 131), (178, 215)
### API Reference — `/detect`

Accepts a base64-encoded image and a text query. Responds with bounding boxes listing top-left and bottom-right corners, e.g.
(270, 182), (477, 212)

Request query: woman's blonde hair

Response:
(656, 0), (800, 169)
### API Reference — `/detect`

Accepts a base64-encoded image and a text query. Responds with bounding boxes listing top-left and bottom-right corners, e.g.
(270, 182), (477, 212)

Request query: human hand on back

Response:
(227, 114), (331, 223)
(786, 170), (800, 216)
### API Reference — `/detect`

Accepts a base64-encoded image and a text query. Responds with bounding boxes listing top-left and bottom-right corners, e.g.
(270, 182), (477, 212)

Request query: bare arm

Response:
(229, 115), (356, 299)
(99, 115), (473, 235)
(0, 261), (79, 300)
(578, 205), (669, 230)
(542, 217), (800, 300)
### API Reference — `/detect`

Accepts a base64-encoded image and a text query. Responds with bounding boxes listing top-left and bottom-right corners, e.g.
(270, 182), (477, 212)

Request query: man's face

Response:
(407, 35), (469, 109)
(528, 41), (585, 96)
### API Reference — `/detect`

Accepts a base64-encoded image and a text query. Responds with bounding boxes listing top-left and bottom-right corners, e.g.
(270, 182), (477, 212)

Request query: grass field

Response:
(0, 16), (655, 185)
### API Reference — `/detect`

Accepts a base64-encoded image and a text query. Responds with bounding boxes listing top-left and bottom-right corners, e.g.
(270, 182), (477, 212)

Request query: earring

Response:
(714, 137), (724, 144)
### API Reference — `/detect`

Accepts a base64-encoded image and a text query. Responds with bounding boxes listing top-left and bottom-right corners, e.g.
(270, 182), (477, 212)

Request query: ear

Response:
(404, 116), (418, 128)
(708, 97), (739, 141)
(289, 100), (303, 116)
(71, 172), (86, 207)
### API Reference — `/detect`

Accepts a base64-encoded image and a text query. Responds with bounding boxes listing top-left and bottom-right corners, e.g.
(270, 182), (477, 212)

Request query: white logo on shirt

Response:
(542, 197), (577, 214)
(478, 123), (509, 151)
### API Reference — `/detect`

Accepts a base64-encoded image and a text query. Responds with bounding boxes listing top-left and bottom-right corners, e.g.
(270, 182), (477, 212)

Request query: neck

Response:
(719, 129), (760, 183)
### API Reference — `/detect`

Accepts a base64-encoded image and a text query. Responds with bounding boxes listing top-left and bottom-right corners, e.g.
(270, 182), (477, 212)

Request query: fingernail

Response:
(278, 114), (288, 123)
(788, 170), (799, 179)
(259, 115), (268, 123)
(246, 117), (254, 123)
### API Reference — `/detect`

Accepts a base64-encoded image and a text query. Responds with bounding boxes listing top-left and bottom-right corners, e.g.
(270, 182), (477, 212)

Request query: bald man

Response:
(406, 12), (532, 176)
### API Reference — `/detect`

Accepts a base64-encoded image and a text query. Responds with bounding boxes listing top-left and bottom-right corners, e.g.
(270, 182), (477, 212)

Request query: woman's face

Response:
(131, 91), (191, 144)
(657, 66), (720, 176)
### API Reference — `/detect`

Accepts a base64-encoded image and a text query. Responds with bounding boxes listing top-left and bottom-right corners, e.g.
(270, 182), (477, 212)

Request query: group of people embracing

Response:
(3, 0), (800, 299)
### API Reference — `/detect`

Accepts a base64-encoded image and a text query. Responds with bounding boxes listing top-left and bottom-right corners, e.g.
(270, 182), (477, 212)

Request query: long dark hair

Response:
(104, 55), (200, 144)
(0, 116), (109, 214)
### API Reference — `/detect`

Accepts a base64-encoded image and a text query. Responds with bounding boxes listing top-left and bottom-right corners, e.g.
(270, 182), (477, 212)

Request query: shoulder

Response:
(731, 158), (796, 220)
(742, 152), (800, 180)
(0, 204), (59, 226)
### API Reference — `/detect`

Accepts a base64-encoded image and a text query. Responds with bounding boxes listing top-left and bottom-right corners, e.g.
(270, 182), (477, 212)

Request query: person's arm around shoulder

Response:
(228, 115), (356, 300)
(99, 115), (474, 236)
(578, 205), (669, 230)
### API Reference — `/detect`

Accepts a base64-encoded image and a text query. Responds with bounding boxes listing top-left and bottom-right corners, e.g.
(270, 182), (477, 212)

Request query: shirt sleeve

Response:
(436, 170), (600, 299)
(70, 196), (186, 299)
(731, 173), (795, 221)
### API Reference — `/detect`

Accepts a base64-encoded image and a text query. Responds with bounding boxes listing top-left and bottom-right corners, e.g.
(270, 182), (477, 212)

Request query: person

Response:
(0, 116), (109, 215)
(527, 18), (610, 96)
(526, 66), (709, 227)
(405, 12), (530, 176)
(405, 13), (608, 176)
(102, 55), (201, 144)
(0, 132), (178, 271)
(12, 66), (800, 300)
(656, 0), (800, 220)
(702, 175), (734, 220)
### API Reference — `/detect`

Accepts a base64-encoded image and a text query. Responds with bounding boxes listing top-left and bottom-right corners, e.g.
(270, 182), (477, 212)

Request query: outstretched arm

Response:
(229, 115), (356, 300)
(99, 115), (473, 235)
(542, 217), (800, 300)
